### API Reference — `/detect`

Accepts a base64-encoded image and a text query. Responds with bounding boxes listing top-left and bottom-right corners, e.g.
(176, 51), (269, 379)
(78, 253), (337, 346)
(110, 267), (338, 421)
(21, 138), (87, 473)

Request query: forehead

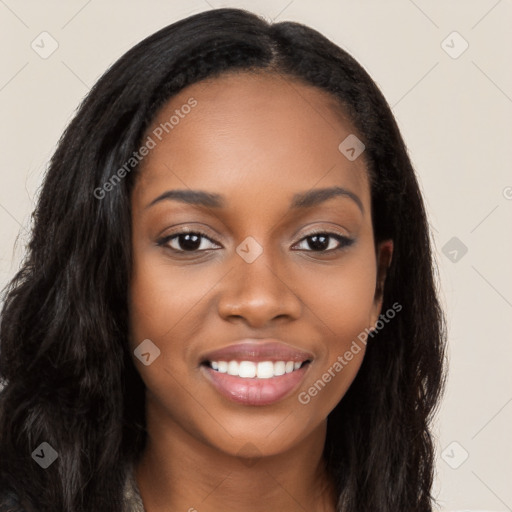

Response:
(133, 71), (370, 212)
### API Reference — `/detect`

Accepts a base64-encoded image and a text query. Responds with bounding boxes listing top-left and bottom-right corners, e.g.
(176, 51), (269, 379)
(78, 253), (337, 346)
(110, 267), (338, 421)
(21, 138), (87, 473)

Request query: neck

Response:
(135, 395), (337, 512)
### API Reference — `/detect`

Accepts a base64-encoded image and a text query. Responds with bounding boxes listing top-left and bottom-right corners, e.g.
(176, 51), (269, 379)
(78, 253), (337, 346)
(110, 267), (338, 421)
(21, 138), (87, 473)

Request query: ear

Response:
(370, 239), (394, 326)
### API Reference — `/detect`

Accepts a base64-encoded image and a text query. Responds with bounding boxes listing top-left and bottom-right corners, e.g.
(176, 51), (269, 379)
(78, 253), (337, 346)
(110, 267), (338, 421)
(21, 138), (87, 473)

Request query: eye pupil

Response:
(179, 233), (201, 251)
(308, 234), (329, 251)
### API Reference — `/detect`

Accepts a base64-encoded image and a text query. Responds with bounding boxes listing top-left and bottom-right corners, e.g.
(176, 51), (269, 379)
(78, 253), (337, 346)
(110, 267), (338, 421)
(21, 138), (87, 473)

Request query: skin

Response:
(128, 71), (393, 512)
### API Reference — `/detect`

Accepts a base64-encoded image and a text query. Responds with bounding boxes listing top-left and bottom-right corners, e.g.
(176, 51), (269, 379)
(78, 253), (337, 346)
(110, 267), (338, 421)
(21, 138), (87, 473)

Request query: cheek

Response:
(127, 251), (223, 403)
(285, 250), (378, 416)
(128, 253), (215, 344)
(128, 257), (208, 409)
(299, 251), (377, 336)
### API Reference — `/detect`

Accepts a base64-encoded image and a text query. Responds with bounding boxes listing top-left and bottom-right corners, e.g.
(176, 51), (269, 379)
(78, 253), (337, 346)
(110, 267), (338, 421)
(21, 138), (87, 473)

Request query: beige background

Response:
(1, 1), (511, 510)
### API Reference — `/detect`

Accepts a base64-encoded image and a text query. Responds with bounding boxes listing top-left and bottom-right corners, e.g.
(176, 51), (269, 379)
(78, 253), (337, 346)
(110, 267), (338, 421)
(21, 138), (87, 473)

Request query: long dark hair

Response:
(0, 8), (446, 511)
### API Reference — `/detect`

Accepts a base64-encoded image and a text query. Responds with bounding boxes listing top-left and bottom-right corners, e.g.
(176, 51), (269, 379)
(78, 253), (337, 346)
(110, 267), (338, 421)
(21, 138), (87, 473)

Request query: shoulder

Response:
(0, 489), (28, 512)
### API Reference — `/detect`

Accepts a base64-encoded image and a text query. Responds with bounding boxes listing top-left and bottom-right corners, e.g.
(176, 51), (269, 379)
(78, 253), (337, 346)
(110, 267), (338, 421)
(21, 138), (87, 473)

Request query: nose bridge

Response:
(239, 247), (283, 292)
(217, 238), (301, 325)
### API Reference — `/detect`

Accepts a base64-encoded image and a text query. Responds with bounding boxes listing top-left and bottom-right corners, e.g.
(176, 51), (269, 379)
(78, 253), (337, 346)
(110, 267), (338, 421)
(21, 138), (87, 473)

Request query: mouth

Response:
(198, 339), (313, 406)
(201, 359), (311, 378)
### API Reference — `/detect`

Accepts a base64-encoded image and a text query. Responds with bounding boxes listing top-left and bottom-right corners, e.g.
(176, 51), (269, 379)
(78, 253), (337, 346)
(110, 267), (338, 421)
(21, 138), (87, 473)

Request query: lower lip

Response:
(201, 364), (310, 406)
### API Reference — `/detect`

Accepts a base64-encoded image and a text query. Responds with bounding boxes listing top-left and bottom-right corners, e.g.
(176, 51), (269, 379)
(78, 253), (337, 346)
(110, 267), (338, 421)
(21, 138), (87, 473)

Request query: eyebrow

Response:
(146, 186), (364, 213)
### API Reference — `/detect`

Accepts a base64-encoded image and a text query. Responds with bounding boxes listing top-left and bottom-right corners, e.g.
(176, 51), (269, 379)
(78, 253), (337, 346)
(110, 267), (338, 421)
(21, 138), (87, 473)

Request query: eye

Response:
(292, 231), (354, 252)
(157, 231), (221, 252)
(156, 229), (353, 254)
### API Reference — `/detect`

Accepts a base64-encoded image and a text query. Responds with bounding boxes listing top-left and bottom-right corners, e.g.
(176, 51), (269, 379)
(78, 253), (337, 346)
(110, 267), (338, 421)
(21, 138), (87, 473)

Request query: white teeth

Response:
(227, 361), (239, 376)
(274, 361), (286, 376)
(257, 361), (274, 379)
(239, 361), (256, 378)
(208, 360), (306, 378)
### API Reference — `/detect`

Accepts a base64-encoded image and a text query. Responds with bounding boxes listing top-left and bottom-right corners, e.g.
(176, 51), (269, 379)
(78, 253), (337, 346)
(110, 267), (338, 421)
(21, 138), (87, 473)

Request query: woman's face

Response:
(129, 71), (392, 458)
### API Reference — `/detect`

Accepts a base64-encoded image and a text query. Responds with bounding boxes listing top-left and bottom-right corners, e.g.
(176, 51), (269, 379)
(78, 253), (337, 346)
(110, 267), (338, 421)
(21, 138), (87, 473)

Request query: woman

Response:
(0, 7), (446, 512)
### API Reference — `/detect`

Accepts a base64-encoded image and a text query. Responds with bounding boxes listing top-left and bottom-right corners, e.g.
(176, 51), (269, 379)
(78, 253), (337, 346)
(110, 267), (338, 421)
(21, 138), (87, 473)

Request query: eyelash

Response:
(156, 228), (354, 254)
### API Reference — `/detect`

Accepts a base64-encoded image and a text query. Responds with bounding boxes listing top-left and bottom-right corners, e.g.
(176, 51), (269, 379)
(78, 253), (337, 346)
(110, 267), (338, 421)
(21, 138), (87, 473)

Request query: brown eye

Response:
(293, 232), (354, 252)
(157, 232), (221, 252)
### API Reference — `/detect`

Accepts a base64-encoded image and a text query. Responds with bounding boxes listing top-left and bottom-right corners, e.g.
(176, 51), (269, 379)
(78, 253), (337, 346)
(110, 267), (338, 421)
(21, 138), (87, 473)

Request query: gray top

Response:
(123, 462), (146, 512)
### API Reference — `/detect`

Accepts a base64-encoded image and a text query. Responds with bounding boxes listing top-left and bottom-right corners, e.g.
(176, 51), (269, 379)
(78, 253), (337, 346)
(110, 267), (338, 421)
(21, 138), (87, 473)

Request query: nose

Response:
(217, 250), (302, 328)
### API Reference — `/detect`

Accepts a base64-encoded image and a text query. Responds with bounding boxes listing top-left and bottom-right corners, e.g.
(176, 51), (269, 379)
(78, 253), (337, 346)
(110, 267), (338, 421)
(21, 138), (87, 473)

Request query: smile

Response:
(200, 360), (311, 406)
(205, 359), (308, 379)
(199, 339), (313, 406)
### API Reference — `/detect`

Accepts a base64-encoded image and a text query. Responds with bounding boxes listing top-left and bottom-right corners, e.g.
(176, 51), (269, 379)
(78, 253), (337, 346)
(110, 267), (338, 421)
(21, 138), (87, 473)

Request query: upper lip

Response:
(200, 339), (314, 364)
